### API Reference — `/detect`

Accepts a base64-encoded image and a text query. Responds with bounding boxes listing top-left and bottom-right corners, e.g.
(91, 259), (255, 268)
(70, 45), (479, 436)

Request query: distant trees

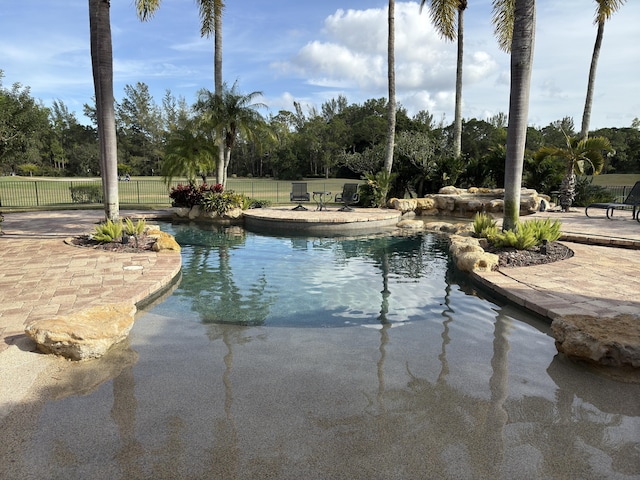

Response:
(2, 72), (640, 204)
(0, 72), (50, 174)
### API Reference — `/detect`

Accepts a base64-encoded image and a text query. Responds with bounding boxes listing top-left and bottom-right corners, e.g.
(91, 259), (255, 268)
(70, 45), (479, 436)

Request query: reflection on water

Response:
(1, 223), (639, 479)
(156, 222), (452, 328)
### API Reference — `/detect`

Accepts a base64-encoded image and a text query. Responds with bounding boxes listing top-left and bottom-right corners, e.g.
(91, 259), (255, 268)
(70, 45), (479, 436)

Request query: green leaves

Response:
(93, 219), (123, 244)
(473, 213), (562, 250)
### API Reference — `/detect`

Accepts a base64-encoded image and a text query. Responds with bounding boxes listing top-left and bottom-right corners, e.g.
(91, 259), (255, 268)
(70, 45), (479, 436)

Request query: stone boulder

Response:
(448, 234), (499, 273)
(149, 231), (181, 252)
(397, 219), (424, 229)
(24, 302), (137, 360)
(402, 186), (543, 217)
(552, 314), (640, 368)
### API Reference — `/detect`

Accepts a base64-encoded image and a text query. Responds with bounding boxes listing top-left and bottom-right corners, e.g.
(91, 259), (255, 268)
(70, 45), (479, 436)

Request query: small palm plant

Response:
(534, 132), (613, 211)
(93, 219), (123, 243)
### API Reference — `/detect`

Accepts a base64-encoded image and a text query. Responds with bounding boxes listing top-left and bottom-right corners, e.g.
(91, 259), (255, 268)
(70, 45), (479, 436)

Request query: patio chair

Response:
(585, 181), (640, 220)
(335, 183), (360, 211)
(290, 182), (310, 210)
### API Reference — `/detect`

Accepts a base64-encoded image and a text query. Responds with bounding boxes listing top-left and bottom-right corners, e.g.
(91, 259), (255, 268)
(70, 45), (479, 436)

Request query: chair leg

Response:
(292, 204), (308, 211)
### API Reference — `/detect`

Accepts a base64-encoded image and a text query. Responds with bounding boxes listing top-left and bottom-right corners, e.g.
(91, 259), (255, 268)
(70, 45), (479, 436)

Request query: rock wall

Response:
(390, 186), (544, 217)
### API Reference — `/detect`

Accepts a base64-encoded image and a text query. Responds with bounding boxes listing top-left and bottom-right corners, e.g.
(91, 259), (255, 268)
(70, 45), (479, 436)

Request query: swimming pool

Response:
(2, 222), (638, 479)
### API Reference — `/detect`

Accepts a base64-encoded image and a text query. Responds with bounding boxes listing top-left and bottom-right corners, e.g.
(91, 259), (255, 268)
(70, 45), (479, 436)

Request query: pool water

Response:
(152, 222), (454, 328)
(2, 222), (639, 479)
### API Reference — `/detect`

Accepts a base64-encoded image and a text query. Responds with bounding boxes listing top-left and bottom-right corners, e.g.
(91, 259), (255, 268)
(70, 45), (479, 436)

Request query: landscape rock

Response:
(552, 314), (640, 369)
(396, 186), (543, 217)
(24, 302), (137, 360)
(397, 219), (424, 229)
(150, 231), (181, 252)
(448, 234), (499, 272)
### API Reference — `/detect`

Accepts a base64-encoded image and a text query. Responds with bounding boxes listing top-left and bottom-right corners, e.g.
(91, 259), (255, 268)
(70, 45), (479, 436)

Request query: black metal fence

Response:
(0, 179), (352, 208)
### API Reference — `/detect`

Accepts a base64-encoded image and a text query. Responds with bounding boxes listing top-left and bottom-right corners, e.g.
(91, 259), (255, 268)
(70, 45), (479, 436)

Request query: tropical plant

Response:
(534, 133), (613, 211)
(89, 0), (119, 221)
(421, 0), (468, 158)
(194, 82), (267, 187)
(474, 214), (562, 250)
(93, 218), (123, 243)
(124, 217), (146, 236)
(492, 0), (536, 232)
(365, 170), (397, 207)
(580, 0), (626, 139)
(201, 189), (245, 216)
(169, 182), (219, 208)
(572, 176), (614, 207)
(162, 118), (217, 186)
(473, 212), (498, 238)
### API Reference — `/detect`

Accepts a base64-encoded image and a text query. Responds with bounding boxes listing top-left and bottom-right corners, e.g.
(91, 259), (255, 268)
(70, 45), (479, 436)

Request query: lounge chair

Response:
(290, 182), (310, 210)
(335, 183), (360, 211)
(585, 181), (640, 220)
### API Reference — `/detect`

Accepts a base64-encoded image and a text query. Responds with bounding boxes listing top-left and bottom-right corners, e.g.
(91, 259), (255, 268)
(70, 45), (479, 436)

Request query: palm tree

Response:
(420, 0), (468, 159)
(161, 118), (217, 185)
(136, 0), (226, 183)
(194, 82), (266, 186)
(492, 0), (536, 232)
(534, 133), (613, 211)
(383, 0), (396, 174)
(89, 0), (119, 221)
(580, 0), (626, 140)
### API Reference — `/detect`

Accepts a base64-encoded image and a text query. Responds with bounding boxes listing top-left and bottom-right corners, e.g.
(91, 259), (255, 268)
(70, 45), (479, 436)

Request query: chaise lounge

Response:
(585, 181), (640, 221)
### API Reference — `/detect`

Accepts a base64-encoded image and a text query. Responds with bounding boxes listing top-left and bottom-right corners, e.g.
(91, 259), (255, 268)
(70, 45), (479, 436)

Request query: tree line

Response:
(1, 73), (638, 193)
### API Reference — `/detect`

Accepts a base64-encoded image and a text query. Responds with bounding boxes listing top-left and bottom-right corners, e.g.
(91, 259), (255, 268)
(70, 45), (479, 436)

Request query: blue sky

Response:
(1, 0), (638, 129)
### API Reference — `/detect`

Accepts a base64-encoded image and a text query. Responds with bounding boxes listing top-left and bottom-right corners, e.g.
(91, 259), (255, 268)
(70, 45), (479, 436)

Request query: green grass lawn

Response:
(589, 173), (640, 186)
(0, 176), (361, 209)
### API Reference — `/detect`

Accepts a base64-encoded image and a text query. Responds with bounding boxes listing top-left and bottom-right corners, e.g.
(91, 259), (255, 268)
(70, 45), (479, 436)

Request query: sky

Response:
(1, 0), (638, 130)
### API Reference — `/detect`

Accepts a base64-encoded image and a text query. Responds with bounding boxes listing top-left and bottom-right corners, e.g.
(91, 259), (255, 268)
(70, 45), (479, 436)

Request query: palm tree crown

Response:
(535, 132), (613, 211)
(195, 82), (266, 186)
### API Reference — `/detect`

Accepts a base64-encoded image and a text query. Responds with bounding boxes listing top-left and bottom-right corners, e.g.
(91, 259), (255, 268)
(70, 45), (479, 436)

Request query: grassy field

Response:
(0, 176), (361, 209)
(1, 174), (637, 209)
(588, 173), (640, 186)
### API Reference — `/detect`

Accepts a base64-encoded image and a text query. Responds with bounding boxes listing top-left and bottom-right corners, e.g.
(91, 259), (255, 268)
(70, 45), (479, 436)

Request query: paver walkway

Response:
(473, 210), (640, 320)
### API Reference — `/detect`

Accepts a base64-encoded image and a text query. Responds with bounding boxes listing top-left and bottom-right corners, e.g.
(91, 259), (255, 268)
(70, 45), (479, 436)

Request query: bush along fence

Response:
(0, 179), (354, 208)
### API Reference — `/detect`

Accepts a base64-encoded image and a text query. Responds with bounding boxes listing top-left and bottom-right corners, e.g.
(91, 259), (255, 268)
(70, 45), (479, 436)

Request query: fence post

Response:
(34, 182), (39, 206)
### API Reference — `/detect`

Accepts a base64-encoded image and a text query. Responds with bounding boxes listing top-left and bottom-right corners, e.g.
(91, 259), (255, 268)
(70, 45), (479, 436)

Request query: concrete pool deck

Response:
(1, 207), (639, 419)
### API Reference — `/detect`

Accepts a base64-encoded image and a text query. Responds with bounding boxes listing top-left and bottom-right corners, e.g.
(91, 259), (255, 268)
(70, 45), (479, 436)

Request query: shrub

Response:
(247, 199), (271, 209)
(124, 217), (146, 236)
(93, 219), (123, 243)
(169, 182), (221, 208)
(70, 185), (103, 203)
(528, 217), (562, 243)
(201, 190), (245, 216)
(473, 212), (497, 238)
(472, 213), (562, 250)
(572, 176), (615, 207)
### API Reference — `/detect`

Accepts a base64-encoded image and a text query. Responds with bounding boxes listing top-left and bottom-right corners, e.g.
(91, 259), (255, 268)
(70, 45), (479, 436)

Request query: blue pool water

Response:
(152, 222), (456, 328)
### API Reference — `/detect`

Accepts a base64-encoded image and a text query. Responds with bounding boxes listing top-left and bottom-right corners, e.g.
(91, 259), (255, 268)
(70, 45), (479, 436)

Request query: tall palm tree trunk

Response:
(89, 0), (119, 221)
(502, 0), (535, 232)
(580, 20), (604, 141)
(452, 7), (464, 158)
(214, 4), (226, 186)
(383, 0), (396, 174)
